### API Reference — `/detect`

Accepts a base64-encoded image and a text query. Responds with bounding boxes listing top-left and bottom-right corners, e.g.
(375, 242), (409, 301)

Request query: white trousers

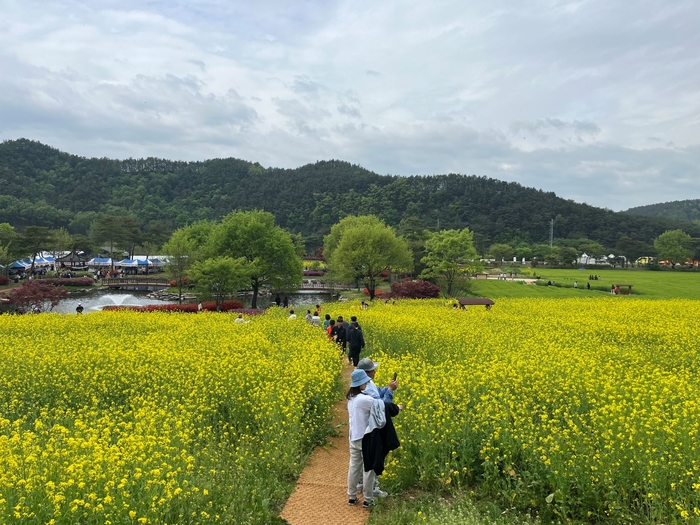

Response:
(347, 439), (376, 500)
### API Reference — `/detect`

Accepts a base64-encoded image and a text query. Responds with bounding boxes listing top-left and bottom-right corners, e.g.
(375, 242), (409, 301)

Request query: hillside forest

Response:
(1, 139), (699, 263)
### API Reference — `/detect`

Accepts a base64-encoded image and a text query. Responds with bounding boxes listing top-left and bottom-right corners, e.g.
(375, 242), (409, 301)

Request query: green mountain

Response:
(625, 200), (700, 223)
(2, 138), (698, 250)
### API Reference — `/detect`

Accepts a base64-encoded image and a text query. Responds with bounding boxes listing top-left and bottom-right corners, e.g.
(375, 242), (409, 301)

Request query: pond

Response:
(53, 289), (336, 313)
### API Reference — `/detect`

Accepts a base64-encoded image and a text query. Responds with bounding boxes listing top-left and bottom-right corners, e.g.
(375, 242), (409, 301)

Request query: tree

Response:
(615, 235), (654, 265)
(326, 215), (413, 300)
(206, 210), (302, 309)
(654, 229), (693, 268)
(420, 228), (479, 296)
(47, 227), (74, 268)
(20, 226), (52, 274)
(559, 246), (578, 267)
(489, 243), (514, 262)
(9, 280), (68, 312)
(578, 240), (606, 260)
(190, 256), (249, 311)
(162, 228), (198, 304)
(90, 216), (127, 270)
(0, 223), (19, 274)
(323, 215), (382, 263)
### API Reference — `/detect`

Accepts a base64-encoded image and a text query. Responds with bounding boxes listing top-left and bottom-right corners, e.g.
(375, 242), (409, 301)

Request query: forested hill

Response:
(625, 200), (700, 223)
(1, 138), (698, 250)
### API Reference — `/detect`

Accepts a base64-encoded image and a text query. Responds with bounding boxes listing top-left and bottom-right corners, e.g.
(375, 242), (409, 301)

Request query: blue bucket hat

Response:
(350, 369), (371, 388)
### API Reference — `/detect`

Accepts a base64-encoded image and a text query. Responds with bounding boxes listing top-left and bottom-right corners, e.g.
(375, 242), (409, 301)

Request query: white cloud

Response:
(0, 0), (699, 210)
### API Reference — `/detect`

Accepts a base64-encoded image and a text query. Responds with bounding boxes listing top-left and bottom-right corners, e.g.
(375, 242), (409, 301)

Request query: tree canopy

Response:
(205, 210), (302, 308)
(326, 215), (413, 300)
(654, 229), (693, 267)
(420, 228), (479, 296)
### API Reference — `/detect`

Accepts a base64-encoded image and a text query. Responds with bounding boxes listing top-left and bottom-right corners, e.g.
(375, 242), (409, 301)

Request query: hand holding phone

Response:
(392, 372), (398, 381)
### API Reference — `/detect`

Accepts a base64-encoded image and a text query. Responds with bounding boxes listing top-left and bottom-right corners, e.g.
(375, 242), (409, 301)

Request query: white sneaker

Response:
(373, 489), (388, 498)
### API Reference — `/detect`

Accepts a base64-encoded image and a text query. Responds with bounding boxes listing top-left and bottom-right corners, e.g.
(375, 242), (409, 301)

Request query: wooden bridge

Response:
(102, 278), (171, 290)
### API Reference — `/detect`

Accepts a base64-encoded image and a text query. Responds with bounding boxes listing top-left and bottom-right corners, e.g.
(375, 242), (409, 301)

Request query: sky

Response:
(1, 0), (699, 211)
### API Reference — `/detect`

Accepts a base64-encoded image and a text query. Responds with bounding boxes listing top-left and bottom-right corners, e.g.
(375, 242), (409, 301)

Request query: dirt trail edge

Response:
(280, 363), (369, 525)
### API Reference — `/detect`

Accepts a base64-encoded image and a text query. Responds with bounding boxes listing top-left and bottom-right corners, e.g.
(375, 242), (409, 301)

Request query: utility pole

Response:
(549, 219), (554, 247)
(437, 218), (440, 230)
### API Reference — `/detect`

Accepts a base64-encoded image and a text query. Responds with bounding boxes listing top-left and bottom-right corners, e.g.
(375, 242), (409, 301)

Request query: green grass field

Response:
(472, 268), (700, 299)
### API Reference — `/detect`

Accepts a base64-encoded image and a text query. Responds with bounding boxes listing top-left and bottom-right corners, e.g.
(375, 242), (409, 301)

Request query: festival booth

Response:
(88, 257), (113, 268)
(117, 258), (160, 275)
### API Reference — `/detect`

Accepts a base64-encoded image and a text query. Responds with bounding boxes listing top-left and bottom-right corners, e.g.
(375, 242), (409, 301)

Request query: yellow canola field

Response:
(360, 298), (700, 523)
(0, 309), (340, 525)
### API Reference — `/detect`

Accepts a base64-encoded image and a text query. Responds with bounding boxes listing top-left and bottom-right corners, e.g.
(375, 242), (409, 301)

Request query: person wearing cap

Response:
(357, 358), (397, 402)
(355, 357), (397, 498)
(346, 369), (376, 507)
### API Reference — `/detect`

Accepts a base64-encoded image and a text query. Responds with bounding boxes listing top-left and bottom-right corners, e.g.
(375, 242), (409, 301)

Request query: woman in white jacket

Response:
(346, 369), (376, 508)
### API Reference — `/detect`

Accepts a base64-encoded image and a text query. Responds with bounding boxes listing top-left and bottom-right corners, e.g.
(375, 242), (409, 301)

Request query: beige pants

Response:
(347, 439), (376, 500)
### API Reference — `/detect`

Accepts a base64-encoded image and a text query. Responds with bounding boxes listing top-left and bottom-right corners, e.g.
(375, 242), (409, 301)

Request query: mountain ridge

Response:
(1, 138), (698, 250)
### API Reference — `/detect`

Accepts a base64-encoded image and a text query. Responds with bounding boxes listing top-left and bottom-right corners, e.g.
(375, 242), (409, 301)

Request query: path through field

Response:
(280, 363), (369, 525)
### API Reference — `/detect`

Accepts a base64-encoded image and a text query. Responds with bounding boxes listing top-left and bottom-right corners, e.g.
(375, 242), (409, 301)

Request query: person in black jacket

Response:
(361, 401), (402, 507)
(335, 316), (349, 362)
(347, 322), (365, 366)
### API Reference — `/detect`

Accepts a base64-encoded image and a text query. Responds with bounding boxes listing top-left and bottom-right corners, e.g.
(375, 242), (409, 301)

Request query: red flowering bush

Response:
(363, 288), (386, 296)
(169, 277), (190, 288)
(390, 279), (441, 299)
(0, 276), (10, 286)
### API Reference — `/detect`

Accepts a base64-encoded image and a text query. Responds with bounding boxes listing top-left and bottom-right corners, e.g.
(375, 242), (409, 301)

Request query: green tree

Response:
(191, 256), (250, 311)
(654, 229), (693, 268)
(90, 216), (127, 270)
(162, 228), (198, 304)
(20, 226), (52, 274)
(206, 210), (302, 309)
(47, 227), (74, 267)
(0, 223), (19, 273)
(615, 235), (655, 265)
(326, 215), (413, 300)
(489, 243), (514, 262)
(420, 228), (479, 296)
(323, 215), (381, 263)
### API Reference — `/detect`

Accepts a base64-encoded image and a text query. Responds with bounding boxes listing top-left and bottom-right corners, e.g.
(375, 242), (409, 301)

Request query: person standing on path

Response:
(355, 358), (396, 498)
(356, 359), (397, 402)
(274, 293), (281, 306)
(322, 314), (331, 331)
(336, 316), (349, 362)
(346, 370), (376, 507)
(283, 296), (289, 308)
(347, 322), (365, 367)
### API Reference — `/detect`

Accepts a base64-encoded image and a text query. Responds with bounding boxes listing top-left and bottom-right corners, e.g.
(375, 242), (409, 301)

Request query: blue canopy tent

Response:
(9, 260), (32, 269)
(88, 257), (113, 267)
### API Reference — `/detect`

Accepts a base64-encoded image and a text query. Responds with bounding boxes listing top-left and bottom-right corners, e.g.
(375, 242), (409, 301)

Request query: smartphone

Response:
(392, 372), (397, 381)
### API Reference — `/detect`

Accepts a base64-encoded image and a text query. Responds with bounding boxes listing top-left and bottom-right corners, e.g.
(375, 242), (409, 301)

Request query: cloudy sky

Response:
(2, 0), (699, 211)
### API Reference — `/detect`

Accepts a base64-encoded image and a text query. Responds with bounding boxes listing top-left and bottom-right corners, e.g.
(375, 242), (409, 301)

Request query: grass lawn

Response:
(472, 268), (700, 299)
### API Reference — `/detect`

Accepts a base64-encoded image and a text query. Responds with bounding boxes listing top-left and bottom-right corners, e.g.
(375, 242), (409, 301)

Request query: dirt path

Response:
(280, 362), (370, 525)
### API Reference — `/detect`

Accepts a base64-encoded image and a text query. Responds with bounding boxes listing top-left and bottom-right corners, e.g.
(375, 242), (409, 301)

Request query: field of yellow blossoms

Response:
(0, 309), (340, 524)
(361, 298), (700, 523)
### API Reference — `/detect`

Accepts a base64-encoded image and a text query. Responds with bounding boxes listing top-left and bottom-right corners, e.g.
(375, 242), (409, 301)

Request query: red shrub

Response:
(0, 276), (9, 286)
(363, 288), (386, 296)
(390, 279), (441, 299)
